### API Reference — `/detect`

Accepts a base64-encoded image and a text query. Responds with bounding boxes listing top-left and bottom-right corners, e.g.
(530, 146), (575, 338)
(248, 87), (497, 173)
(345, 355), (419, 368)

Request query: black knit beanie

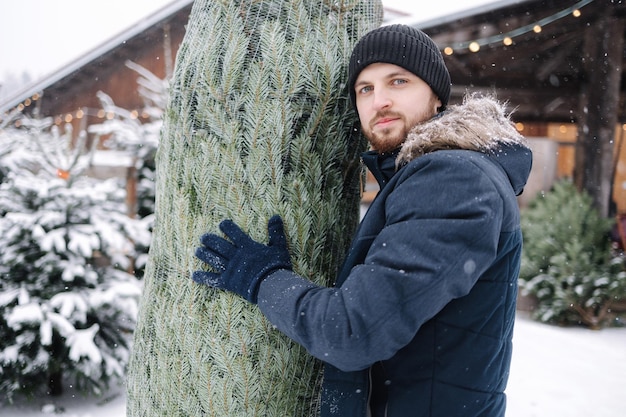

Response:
(348, 24), (451, 110)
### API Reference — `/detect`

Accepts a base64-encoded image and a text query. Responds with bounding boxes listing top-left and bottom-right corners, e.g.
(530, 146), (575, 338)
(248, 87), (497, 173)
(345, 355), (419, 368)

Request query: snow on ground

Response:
(0, 385), (126, 417)
(2, 313), (625, 416)
(506, 313), (626, 417)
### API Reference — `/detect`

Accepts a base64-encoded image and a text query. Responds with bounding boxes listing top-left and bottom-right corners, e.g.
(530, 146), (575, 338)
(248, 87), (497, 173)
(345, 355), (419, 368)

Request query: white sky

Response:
(0, 0), (496, 91)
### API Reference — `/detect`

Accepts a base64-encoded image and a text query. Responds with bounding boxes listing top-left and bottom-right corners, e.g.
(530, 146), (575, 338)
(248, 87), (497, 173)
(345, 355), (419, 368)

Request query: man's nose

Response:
(372, 90), (392, 111)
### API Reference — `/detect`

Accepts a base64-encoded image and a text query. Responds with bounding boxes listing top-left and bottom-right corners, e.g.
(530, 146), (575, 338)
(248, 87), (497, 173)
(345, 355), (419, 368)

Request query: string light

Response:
(440, 0), (594, 54)
(3, 92), (40, 117)
(4, 89), (152, 127)
(34, 106), (154, 126)
(56, 169), (71, 180)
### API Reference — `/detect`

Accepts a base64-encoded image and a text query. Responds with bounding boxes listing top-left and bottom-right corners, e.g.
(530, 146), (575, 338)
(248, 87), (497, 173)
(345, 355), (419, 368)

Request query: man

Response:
(193, 24), (532, 416)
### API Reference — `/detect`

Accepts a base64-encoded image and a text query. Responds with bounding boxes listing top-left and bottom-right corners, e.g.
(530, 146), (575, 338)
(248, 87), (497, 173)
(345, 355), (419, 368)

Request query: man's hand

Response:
(192, 215), (292, 303)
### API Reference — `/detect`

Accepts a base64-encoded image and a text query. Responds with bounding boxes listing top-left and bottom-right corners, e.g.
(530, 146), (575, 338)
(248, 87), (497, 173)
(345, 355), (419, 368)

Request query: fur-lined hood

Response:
(397, 94), (527, 166)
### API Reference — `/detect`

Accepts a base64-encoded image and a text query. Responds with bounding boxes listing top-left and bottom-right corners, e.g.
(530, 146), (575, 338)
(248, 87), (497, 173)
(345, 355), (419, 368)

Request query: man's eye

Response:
(392, 79), (407, 85)
(359, 85), (373, 94)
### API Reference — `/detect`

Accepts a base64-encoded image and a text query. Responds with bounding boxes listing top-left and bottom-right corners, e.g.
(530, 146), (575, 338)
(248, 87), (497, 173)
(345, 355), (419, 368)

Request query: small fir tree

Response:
(0, 117), (151, 401)
(520, 180), (626, 328)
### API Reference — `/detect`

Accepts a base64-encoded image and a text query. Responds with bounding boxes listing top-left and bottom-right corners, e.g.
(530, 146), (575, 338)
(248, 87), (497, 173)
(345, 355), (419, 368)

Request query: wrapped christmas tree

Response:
(126, 0), (382, 415)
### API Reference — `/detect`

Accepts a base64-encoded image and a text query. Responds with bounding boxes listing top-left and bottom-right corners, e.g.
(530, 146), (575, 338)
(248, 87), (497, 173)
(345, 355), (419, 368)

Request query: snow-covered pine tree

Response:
(0, 117), (151, 401)
(126, 0), (382, 415)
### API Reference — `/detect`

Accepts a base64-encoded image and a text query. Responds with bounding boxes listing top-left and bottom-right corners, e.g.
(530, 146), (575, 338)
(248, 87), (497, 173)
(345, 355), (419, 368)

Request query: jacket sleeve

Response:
(257, 153), (505, 372)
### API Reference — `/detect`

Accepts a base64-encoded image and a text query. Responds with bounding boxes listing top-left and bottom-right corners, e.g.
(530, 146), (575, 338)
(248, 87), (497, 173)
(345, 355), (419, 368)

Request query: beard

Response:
(364, 99), (439, 154)
(365, 112), (411, 154)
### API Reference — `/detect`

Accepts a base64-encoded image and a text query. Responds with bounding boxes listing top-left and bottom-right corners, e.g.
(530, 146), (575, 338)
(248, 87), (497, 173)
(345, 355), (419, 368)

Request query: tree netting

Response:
(126, 0), (382, 416)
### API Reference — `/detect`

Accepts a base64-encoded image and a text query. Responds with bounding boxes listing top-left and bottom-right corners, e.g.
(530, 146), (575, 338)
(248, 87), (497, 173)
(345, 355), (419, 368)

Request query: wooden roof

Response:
(416, 0), (626, 123)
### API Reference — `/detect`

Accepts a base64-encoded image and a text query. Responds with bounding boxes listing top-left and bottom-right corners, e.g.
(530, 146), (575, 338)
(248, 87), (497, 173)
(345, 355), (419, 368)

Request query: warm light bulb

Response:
(57, 169), (70, 180)
(469, 41), (480, 52)
(503, 37), (513, 46)
(444, 46), (454, 56)
(515, 122), (524, 132)
(76, 109), (84, 119)
(533, 25), (542, 33)
(573, 9), (581, 17)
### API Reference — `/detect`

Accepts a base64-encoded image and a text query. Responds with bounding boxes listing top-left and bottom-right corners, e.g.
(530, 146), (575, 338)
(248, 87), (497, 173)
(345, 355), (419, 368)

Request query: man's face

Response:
(354, 63), (441, 153)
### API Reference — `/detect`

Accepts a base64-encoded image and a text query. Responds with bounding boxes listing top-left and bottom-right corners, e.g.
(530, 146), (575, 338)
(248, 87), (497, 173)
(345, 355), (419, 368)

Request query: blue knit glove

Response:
(192, 215), (292, 303)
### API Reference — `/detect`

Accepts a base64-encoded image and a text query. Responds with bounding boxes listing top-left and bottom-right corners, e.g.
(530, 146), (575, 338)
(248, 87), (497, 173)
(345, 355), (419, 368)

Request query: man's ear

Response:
(434, 98), (443, 113)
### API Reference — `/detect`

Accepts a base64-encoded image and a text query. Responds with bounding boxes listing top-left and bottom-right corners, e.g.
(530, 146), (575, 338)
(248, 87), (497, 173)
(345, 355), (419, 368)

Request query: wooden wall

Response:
(544, 123), (626, 215)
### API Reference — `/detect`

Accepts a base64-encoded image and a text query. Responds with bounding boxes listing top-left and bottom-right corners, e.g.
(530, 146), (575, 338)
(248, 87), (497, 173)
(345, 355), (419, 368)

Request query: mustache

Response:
(371, 111), (403, 127)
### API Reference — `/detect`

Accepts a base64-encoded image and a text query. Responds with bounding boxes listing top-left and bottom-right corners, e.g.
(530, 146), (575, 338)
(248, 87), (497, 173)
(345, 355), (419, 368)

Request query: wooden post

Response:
(575, 6), (624, 217)
(126, 160), (137, 218)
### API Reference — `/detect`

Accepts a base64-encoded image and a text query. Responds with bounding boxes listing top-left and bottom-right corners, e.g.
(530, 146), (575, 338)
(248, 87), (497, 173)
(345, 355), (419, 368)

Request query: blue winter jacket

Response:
(257, 96), (533, 416)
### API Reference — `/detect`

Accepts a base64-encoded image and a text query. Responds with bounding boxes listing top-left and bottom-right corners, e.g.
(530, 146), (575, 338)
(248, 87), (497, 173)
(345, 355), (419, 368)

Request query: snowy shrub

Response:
(519, 180), (626, 328)
(0, 119), (151, 402)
